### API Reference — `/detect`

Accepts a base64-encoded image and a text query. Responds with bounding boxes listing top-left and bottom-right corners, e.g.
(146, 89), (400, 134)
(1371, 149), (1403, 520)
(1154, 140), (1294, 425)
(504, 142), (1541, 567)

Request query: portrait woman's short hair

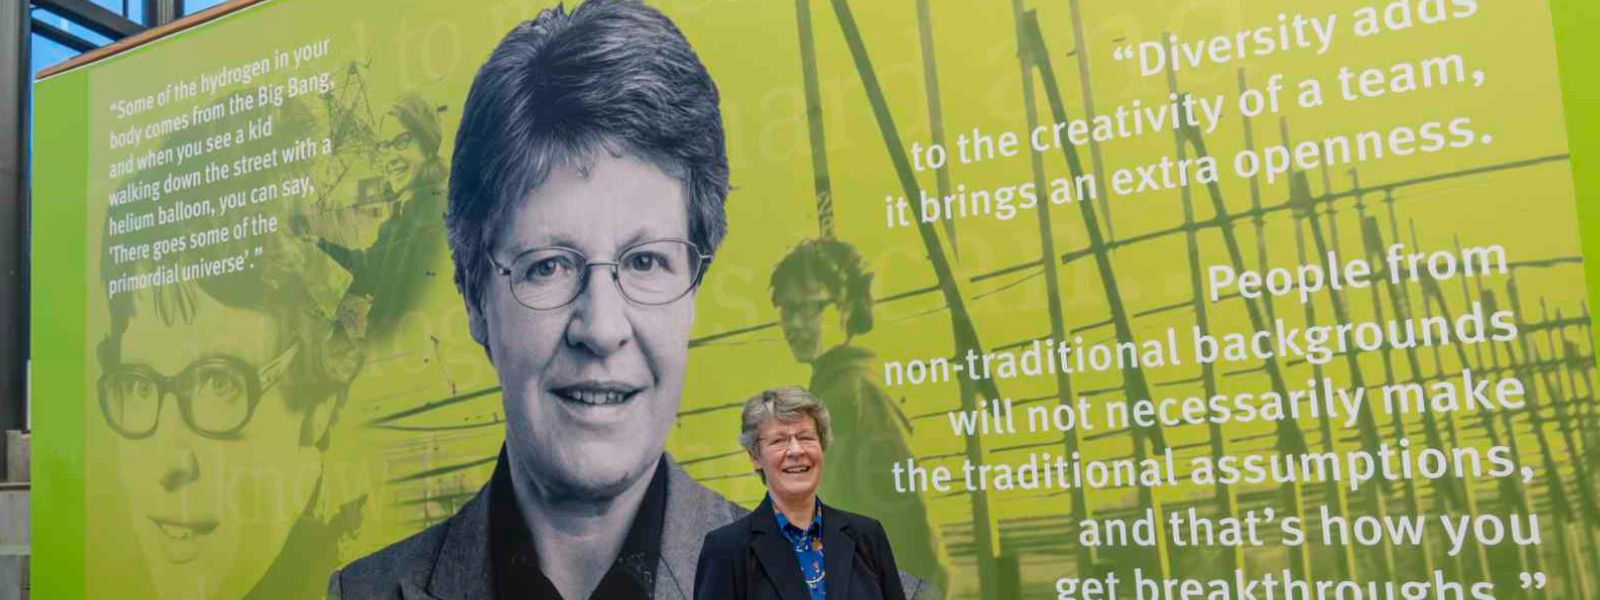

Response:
(446, 0), (731, 317)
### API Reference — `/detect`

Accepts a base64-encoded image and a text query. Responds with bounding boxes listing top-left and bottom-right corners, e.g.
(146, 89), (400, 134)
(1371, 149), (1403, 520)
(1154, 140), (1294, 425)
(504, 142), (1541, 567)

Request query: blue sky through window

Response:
(185, 0), (229, 16)
(88, 0), (144, 26)
(31, 33), (80, 77)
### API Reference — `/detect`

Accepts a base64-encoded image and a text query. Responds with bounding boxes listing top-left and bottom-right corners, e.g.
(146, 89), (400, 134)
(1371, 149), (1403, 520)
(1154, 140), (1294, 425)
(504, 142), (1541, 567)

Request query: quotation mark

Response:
(1113, 46), (1133, 62)
(1519, 572), (1547, 590)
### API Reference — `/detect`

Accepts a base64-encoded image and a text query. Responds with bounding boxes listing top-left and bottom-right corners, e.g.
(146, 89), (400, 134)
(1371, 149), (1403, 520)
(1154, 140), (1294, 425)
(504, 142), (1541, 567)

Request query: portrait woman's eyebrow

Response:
(328, 0), (748, 598)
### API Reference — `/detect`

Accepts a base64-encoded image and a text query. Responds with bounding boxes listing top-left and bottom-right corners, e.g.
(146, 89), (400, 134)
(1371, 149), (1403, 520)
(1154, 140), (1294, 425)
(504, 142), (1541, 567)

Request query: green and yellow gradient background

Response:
(30, 0), (1600, 597)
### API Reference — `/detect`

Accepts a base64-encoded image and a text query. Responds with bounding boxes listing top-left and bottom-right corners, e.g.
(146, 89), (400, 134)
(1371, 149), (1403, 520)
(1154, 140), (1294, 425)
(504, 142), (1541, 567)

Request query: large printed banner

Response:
(30, 0), (1600, 598)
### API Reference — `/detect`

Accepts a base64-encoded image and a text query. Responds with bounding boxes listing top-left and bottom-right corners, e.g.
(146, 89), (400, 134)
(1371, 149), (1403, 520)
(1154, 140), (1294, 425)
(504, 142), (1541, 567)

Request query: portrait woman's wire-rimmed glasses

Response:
(487, 238), (711, 310)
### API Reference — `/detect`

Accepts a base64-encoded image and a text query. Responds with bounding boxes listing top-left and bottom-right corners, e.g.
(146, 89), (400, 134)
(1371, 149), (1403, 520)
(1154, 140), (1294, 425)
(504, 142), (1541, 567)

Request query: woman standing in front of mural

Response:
(770, 238), (952, 594)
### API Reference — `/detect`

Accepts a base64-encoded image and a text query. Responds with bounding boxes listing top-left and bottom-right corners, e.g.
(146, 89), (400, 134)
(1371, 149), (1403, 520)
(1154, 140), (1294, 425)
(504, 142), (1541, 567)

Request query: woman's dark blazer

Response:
(693, 496), (909, 600)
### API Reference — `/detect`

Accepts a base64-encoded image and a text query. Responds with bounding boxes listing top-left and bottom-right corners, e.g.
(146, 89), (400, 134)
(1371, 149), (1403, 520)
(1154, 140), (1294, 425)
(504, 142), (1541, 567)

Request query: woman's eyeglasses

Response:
(487, 238), (710, 310)
(98, 344), (299, 440)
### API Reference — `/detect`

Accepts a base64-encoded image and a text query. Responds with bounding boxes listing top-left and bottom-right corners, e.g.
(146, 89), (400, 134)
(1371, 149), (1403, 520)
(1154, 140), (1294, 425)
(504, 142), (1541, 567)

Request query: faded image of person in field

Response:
(312, 90), (450, 346)
(770, 238), (952, 594)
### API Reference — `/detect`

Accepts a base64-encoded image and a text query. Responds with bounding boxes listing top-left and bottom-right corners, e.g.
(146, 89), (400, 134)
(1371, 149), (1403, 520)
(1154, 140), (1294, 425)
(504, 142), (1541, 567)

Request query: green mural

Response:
(30, 0), (1600, 598)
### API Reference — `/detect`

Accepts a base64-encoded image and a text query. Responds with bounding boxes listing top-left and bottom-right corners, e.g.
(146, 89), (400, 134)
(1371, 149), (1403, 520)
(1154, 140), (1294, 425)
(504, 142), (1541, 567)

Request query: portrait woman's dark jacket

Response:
(693, 497), (909, 600)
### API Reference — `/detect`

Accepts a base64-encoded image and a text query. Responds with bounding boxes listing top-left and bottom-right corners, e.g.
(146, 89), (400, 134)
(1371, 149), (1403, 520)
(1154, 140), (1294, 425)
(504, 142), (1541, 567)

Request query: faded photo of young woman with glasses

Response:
(93, 92), (364, 600)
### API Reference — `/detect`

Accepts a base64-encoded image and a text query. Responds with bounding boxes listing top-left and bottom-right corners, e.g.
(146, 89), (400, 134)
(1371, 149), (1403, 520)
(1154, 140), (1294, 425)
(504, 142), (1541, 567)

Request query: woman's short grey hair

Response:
(739, 386), (833, 458)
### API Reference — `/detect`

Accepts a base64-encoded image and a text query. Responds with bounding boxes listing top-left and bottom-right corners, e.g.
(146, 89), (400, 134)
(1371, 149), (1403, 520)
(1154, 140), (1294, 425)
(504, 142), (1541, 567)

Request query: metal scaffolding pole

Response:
(34, 0), (142, 38)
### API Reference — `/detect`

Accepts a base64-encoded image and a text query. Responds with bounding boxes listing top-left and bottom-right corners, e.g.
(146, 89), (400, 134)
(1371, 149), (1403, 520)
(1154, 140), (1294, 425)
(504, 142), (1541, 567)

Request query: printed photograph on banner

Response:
(33, 0), (1598, 598)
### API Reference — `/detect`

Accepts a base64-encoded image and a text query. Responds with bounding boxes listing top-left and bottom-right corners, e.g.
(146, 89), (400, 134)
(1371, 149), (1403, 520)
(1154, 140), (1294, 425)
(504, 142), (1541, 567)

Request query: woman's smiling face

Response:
(750, 414), (825, 504)
(473, 151), (697, 501)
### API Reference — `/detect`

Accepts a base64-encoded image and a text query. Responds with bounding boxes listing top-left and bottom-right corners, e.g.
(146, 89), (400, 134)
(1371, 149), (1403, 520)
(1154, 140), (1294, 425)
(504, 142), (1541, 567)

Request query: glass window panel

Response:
(184, 0), (229, 16)
(30, 7), (115, 47)
(31, 33), (82, 77)
(88, 0), (143, 23)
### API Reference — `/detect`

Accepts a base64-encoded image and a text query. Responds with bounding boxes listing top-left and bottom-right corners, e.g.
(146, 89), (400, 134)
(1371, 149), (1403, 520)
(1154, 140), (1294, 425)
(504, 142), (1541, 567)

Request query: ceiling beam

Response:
(30, 18), (98, 53)
(31, 0), (144, 40)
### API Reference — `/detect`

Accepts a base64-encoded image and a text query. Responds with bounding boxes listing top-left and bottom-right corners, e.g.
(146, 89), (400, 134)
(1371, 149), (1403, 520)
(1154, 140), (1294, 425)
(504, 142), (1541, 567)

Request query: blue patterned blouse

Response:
(774, 498), (827, 600)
